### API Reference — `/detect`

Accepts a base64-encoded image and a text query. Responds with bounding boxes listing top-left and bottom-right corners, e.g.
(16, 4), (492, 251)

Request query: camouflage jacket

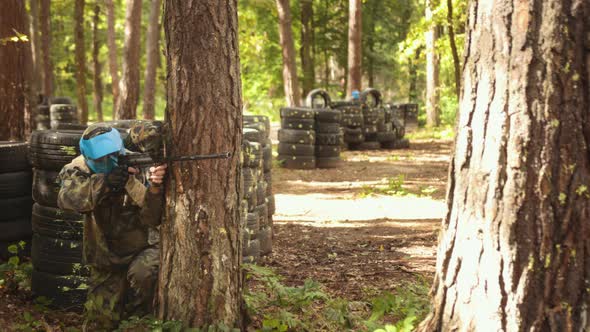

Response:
(58, 155), (163, 268)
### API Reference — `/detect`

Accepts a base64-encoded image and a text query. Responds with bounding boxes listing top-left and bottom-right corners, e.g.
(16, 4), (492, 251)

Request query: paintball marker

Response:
(118, 151), (231, 170)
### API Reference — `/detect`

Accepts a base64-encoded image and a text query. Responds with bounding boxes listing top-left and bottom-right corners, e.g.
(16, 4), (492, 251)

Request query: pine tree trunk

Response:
(143, 0), (161, 120)
(425, 0), (440, 127)
(276, 0), (301, 107)
(74, 0), (88, 124)
(39, 0), (53, 98)
(105, 0), (120, 115)
(116, 0), (142, 120)
(29, 0), (42, 92)
(92, 3), (104, 122)
(159, 0), (244, 328)
(300, 0), (314, 98)
(0, 0), (30, 141)
(419, 1), (590, 331)
(346, 0), (362, 97)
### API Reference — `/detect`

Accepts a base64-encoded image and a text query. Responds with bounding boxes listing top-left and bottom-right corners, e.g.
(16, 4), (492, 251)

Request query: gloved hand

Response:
(105, 166), (129, 192)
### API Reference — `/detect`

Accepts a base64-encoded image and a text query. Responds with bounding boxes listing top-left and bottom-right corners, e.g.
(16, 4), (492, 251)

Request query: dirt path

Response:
(260, 139), (453, 300)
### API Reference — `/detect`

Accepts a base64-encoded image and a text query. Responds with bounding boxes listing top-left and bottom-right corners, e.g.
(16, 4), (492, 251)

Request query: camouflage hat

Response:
(126, 120), (164, 153)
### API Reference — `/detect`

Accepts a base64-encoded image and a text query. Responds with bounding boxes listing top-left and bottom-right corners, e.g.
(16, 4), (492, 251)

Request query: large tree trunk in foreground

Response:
(346, 0), (362, 98)
(74, 0), (88, 124)
(105, 0), (120, 115)
(39, 0), (53, 98)
(116, 0), (142, 120)
(425, 0), (440, 127)
(0, 0), (30, 141)
(419, 1), (590, 331)
(159, 0), (244, 328)
(92, 3), (104, 122)
(142, 0), (161, 120)
(300, 0), (315, 98)
(276, 0), (301, 107)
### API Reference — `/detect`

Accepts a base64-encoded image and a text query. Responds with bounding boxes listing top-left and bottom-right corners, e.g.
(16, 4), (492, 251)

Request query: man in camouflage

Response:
(58, 123), (167, 330)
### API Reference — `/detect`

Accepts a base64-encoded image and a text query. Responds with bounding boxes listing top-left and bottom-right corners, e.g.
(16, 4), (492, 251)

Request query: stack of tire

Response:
(349, 88), (384, 150)
(332, 101), (364, 148)
(307, 90), (343, 168)
(29, 129), (87, 310)
(384, 104), (410, 149)
(50, 97), (80, 130)
(243, 116), (274, 259)
(0, 142), (33, 259)
(36, 96), (51, 130)
(394, 103), (418, 132)
(278, 107), (316, 169)
(360, 89), (396, 149)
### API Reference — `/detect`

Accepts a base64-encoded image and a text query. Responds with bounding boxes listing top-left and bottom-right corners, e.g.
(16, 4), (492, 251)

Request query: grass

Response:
(405, 126), (455, 141)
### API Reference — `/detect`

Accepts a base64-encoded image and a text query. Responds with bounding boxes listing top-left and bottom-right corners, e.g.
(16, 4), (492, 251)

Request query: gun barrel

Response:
(168, 152), (231, 162)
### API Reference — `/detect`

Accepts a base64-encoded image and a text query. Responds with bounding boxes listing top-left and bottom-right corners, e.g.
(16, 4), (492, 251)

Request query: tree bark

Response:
(105, 0), (120, 114)
(39, 0), (53, 98)
(143, 0), (161, 120)
(29, 0), (42, 92)
(92, 2), (103, 122)
(276, 0), (301, 107)
(74, 0), (88, 124)
(0, 0), (30, 141)
(300, 0), (314, 98)
(116, 0), (142, 120)
(425, 0), (440, 127)
(446, 0), (461, 100)
(346, 0), (362, 98)
(419, 0), (590, 331)
(408, 48), (421, 103)
(159, 0), (244, 328)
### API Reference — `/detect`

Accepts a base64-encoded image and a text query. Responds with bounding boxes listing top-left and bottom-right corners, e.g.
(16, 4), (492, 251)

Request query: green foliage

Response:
(361, 175), (409, 197)
(0, 241), (32, 292)
(405, 126), (455, 140)
(116, 315), (240, 332)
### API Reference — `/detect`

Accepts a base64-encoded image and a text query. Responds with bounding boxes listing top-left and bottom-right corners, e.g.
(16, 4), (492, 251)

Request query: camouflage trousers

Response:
(83, 246), (159, 331)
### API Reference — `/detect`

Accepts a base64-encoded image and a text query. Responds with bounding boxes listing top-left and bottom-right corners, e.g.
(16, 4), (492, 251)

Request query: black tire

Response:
(50, 97), (73, 105)
(377, 131), (396, 143)
(0, 196), (32, 222)
(266, 195), (275, 216)
(243, 142), (263, 168)
(277, 155), (316, 169)
(50, 105), (78, 122)
(244, 128), (263, 144)
(262, 145), (272, 172)
(362, 125), (378, 135)
(51, 123), (87, 131)
(29, 130), (83, 170)
(330, 101), (357, 109)
(244, 122), (268, 139)
(32, 204), (84, 240)
(32, 169), (61, 207)
(305, 89), (332, 109)
(280, 118), (315, 130)
(31, 233), (88, 276)
(315, 109), (341, 123)
(394, 138), (410, 149)
(315, 133), (341, 146)
(264, 172), (272, 195)
(243, 239), (261, 260)
(356, 141), (382, 150)
(378, 123), (393, 132)
(380, 141), (397, 150)
(315, 122), (341, 134)
(37, 105), (50, 116)
(259, 226), (272, 256)
(31, 269), (87, 310)
(316, 157), (343, 169)
(360, 88), (382, 107)
(344, 132), (365, 144)
(255, 203), (268, 227)
(246, 212), (259, 234)
(0, 218), (32, 242)
(277, 143), (315, 156)
(0, 142), (29, 173)
(315, 145), (341, 158)
(280, 107), (316, 119)
(256, 182), (267, 205)
(392, 118), (405, 138)
(0, 171), (32, 199)
(341, 115), (363, 127)
(277, 129), (315, 145)
(243, 115), (271, 134)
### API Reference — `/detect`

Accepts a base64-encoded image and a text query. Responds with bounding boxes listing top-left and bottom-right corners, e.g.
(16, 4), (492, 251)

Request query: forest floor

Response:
(260, 138), (451, 300)
(0, 136), (453, 331)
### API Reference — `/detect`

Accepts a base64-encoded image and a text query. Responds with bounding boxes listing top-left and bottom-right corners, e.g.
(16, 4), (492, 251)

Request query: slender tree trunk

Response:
(419, 0), (590, 331)
(92, 2), (103, 122)
(39, 0), (53, 98)
(143, 0), (161, 120)
(276, 0), (301, 107)
(159, 0), (244, 328)
(366, 0), (376, 88)
(346, 0), (362, 98)
(300, 0), (315, 98)
(408, 49), (421, 103)
(425, 0), (440, 127)
(74, 0), (88, 124)
(105, 0), (120, 115)
(116, 0), (142, 119)
(446, 0), (461, 100)
(29, 0), (42, 92)
(0, 0), (30, 141)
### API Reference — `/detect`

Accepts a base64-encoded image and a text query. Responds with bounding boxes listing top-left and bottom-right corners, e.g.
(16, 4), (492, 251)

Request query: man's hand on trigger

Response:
(106, 166), (129, 192)
(148, 164), (167, 188)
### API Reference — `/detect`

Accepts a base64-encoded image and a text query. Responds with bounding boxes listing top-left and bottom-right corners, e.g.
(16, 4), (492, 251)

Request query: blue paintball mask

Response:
(79, 128), (126, 174)
(351, 90), (360, 100)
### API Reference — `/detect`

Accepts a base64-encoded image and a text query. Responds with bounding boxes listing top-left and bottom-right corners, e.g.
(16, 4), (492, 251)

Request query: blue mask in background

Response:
(87, 154), (119, 174)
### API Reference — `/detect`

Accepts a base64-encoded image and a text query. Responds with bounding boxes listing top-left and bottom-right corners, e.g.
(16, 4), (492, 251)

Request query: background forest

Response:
(39, 0), (466, 126)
